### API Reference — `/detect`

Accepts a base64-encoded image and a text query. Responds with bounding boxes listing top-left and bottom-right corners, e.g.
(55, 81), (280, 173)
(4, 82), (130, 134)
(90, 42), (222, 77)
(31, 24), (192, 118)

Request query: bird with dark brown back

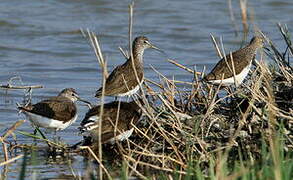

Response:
(204, 36), (264, 87)
(95, 36), (160, 98)
(79, 100), (142, 145)
(18, 88), (90, 132)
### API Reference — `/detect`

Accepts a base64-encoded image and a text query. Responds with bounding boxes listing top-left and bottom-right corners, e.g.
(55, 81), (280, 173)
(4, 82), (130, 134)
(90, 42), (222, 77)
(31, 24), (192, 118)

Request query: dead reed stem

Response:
(167, 59), (201, 75)
(240, 0), (249, 37)
(124, 155), (188, 175)
(84, 29), (107, 180)
(81, 29), (109, 78)
(227, 0), (239, 36)
(79, 146), (112, 179)
(0, 154), (24, 167)
(0, 120), (25, 142)
(210, 34), (223, 58)
(0, 120), (25, 166)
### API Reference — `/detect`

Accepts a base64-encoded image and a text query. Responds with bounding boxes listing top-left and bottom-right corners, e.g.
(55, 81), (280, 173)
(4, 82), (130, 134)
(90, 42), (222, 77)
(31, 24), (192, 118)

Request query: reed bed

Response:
(77, 21), (293, 179)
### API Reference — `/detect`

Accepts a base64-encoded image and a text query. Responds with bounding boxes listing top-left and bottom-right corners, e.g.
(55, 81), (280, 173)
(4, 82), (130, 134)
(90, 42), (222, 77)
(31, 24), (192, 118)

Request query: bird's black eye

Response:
(144, 40), (148, 44)
(72, 93), (75, 96)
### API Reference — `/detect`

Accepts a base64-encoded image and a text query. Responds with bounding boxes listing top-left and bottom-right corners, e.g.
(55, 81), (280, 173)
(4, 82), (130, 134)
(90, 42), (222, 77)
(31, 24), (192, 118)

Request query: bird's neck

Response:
(128, 48), (144, 77)
(131, 45), (145, 64)
(247, 42), (260, 52)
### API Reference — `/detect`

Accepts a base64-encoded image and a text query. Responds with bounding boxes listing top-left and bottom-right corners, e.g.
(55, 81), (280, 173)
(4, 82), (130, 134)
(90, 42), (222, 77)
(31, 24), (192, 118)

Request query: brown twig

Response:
(0, 120), (25, 164)
(167, 59), (201, 75)
(0, 120), (26, 141)
(0, 84), (43, 89)
(0, 154), (24, 167)
(124, 155), (188, 175)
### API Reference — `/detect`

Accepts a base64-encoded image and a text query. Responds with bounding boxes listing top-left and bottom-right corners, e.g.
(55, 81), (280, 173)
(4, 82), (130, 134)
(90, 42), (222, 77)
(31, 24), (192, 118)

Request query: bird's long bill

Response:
(77, 97), (92, 106)
(147, 41), (165, 54)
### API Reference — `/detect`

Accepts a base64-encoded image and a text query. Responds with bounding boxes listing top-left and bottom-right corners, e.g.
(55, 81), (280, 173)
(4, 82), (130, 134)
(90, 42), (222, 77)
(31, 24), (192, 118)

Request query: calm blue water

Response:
(0, 0), (292, 179)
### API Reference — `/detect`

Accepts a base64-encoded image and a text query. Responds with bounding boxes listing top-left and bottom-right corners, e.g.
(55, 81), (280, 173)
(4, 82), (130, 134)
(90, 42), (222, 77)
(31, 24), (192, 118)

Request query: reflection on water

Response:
(0, 0), (293, 179)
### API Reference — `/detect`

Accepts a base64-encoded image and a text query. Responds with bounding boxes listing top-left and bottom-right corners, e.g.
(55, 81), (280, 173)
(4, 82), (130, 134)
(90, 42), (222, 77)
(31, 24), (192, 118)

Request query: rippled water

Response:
(1, 0), (293, 179)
